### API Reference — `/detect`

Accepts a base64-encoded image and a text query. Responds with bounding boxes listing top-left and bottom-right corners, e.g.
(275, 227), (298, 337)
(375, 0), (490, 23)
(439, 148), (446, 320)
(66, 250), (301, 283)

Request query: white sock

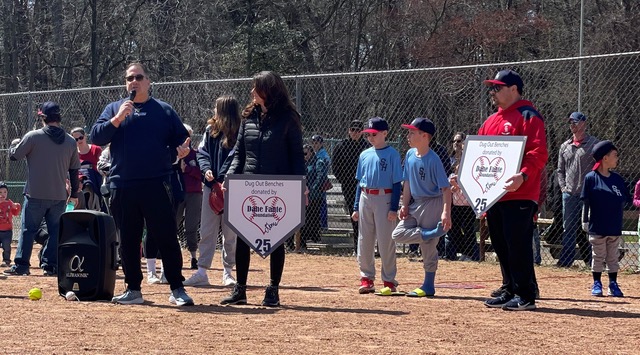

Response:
(147, 258), (157, 275)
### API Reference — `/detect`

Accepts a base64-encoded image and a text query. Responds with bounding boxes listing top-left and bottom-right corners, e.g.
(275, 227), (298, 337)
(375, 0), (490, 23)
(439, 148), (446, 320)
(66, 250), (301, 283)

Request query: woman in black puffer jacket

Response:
(221, 71), (305, 307)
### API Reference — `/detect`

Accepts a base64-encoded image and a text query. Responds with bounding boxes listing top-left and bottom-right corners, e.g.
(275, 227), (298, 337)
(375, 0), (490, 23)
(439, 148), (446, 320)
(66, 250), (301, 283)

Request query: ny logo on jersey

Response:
(419, 167), (425, 180)
(612, 185), (622, 197)
(380, 158), (387, 171)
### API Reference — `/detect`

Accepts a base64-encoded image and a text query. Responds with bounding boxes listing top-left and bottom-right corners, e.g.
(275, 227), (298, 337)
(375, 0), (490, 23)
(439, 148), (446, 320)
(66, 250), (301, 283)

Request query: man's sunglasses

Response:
(125, 74), (145, 82)
(75, 136), (84, 141)
(488, 85), (506, 93)
(453, 139), (462, 143)
(349, 127), (361, 132)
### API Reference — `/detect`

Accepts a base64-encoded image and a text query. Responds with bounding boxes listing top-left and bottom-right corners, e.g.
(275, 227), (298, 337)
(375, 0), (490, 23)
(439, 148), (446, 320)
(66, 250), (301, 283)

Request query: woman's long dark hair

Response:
(242, 71), (301, 128)
(208, 95), (241, 149)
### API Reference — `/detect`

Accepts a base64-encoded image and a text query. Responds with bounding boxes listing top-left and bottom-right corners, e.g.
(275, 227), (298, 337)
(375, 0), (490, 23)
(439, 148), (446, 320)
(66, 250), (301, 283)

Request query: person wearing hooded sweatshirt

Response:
(5, 101), (80, 276)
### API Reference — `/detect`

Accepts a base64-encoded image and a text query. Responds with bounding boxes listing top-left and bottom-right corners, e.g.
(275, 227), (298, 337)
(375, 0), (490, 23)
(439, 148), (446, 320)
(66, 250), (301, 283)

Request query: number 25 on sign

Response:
(474, 198), (487, 214)
(255, 239), (271, 253)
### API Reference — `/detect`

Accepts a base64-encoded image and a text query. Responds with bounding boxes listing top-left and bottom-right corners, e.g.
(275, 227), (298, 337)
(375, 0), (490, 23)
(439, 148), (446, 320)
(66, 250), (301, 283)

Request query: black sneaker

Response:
(3, 266), (30, 276)
(262, 285), (280, 307)
(502, 296), (536, 311)
(484, 293), (513, 308)
(190, 258), (198, 270)
(490, 284), (508, 297)
(220, 284), (247, 305)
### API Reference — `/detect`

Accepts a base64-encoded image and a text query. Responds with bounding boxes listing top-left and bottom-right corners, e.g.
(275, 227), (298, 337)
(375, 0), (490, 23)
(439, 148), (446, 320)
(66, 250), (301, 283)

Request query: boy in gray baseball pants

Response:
(392, 118), (451, 297)
(352, 117), (403, 294)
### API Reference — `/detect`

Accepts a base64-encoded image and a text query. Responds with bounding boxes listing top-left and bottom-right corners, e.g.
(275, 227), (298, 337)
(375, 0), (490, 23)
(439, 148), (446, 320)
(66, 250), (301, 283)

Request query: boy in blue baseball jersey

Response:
(581, 140), (631, 297)
(352, 117), (403, 295)
(392, 118), (451, 297)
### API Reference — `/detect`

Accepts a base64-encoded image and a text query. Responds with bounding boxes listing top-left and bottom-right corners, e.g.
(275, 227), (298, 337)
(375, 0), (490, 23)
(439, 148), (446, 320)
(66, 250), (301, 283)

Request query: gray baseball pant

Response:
(199, 185), (236, 274)
(392, 195), (443, 273)
(357, 190), (398, 283)
(589, 235), (620, 273)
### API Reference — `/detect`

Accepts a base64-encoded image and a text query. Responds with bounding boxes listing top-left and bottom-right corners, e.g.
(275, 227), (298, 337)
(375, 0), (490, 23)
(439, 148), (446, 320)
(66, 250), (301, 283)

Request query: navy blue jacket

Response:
(91, 97), (189, 188)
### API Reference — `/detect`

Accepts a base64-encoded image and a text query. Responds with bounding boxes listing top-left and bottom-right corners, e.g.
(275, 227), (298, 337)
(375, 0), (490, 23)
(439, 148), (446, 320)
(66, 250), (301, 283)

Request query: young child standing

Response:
(392, 118), (451, 297)
(352, 117), (403, 295)
(0, 182), (21, 267)
(581, 140), (631, 297)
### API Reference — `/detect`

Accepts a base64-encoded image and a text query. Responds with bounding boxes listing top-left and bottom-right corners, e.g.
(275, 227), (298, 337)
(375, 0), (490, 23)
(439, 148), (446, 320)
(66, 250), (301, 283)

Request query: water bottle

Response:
(65, 201), (76, 212)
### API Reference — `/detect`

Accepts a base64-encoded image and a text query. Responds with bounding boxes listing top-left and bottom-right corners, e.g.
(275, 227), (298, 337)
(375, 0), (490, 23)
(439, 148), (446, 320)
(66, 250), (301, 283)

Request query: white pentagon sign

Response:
(458, 135), (527, 218)
(225, 174), (306, 257)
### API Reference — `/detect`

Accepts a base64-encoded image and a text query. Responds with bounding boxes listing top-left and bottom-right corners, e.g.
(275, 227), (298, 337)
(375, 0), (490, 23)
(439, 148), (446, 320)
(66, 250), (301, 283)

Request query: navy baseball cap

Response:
(401, 117), (436, 136)
(484, 70), (523, 91)
(349, 120), (364, 130)
(38, 101), (61, 122)
(362, 117), (389, 133)
(568, 112), (587, 123)
(591, 140), (617, 171)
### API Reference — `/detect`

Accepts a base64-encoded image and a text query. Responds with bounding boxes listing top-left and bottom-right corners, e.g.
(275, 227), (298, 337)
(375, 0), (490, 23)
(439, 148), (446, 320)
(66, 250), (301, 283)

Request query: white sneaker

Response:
(112, 289), (144, 304)
(159, 272), (168, 284)
(222, 274), (237, 287)
(147, 273), (161, 284)
(169, 287), (194, 306)
(183, 272), (210, 286)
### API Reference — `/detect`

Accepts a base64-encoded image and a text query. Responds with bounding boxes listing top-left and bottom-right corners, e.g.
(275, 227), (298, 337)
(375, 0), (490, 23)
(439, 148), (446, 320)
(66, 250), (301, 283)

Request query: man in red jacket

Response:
(479, 70), (548, 311)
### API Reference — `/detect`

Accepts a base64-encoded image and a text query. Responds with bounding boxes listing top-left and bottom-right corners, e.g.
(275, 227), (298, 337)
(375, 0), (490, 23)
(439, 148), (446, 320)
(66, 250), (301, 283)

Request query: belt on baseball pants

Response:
(361, 188), (392, 195)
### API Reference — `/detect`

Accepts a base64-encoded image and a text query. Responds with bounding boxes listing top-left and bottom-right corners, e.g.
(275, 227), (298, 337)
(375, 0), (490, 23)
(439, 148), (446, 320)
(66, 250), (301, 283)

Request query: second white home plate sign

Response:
(458, 135), (526, 217)
(225, 174), (306, 257)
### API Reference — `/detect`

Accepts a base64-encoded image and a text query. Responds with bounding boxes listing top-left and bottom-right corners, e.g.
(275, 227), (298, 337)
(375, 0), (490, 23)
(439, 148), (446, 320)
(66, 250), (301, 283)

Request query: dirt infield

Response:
(2, 246), (639, 354)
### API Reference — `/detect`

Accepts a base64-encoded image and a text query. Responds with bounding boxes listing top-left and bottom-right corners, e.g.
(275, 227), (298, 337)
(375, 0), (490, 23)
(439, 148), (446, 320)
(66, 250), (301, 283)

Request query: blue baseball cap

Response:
(362, 117), (389, 133)
(401, 117), (436, 136)
(568, 112), (587, 123)
(38, 101), (61, 122)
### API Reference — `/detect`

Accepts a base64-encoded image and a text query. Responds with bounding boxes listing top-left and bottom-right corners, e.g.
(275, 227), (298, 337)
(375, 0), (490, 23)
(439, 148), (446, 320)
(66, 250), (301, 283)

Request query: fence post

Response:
(28, 92), (33, 127)
(295, 77), (302, 115)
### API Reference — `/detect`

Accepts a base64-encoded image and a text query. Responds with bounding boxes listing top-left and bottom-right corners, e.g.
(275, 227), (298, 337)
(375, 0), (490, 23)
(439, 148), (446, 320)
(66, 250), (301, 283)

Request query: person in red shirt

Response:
(0, 182), (21, 267)
(71, 127), (103, 171)
(472, 70), (548, 311)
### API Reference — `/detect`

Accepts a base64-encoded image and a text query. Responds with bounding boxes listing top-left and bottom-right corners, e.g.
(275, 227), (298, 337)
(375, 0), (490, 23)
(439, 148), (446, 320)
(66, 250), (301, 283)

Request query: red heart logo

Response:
(471, 156), (506, 193)
(242, 196), (287, 235)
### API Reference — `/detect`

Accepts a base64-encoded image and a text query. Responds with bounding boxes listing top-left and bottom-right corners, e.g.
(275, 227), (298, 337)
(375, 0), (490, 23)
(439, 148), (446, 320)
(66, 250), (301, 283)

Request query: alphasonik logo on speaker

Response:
(66, 255), (89, 278)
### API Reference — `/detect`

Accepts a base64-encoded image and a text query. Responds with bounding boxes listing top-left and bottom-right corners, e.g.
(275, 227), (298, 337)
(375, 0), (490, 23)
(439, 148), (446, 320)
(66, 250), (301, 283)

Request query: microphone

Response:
(128, 90), (136, 101)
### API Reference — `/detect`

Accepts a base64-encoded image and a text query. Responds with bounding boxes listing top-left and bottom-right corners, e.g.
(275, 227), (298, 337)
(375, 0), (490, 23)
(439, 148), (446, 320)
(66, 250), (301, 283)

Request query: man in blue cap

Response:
(557, 112), (599, 267)
(5, 101), (80, 277)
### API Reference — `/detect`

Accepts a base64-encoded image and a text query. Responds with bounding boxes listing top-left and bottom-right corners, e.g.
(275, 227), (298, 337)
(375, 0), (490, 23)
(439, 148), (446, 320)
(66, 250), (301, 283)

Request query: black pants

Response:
(143, 198), (183, 260)
(236, 238), (285, 287)
(486, 200), (537, 302)
(447, 205), (479, 260)
(341, 183), (359, 250)
(301, 198), (322, 247)
(111, 178), (184, 291)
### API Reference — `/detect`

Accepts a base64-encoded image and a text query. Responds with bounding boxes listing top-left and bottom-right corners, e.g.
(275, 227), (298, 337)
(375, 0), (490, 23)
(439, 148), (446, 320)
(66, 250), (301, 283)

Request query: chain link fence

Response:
(2, 52), (640, 271)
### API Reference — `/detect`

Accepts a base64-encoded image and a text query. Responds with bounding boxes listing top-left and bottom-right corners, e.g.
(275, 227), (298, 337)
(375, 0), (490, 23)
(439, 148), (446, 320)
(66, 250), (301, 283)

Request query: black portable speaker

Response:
(58, 210), (119, 301)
